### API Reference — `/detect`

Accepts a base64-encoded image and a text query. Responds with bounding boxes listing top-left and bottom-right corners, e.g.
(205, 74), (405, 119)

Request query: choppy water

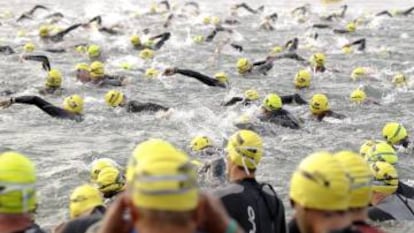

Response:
(1, 0), (414, 232)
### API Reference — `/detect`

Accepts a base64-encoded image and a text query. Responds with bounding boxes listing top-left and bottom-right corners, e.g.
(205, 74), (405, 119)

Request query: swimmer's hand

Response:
(0, 98), (13, 109)
(163, 67), (177, 76)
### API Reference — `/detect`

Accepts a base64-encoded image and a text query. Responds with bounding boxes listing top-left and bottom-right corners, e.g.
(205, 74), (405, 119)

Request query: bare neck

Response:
(230, 167), (255, 182)
(136, 223), (195, 233)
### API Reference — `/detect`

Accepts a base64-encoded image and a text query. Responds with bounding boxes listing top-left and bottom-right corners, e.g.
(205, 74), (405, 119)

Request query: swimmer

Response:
(309, 94), (346, 121)
(0, 95), (84, 122)
(163, 67), (229, 88)
(105, 90), (170, 113)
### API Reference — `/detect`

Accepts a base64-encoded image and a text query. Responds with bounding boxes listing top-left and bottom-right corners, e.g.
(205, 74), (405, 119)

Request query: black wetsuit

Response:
(290, 218), (384, 233)
(288, 218), (301, 233)
(313, 110), (346, 121)
(61, 206), (105, 233)
(258, 109), (301, 129)
(397, 181), (414, 199)
(126, 100), (169, 113)
(214, 178), (286, 233)
(368, 193), (414, 221)
(133, 32), (171, 50)
(12, 96), (82, 122)
(224, 94), (307, 107)
(175, 69), (226, 88)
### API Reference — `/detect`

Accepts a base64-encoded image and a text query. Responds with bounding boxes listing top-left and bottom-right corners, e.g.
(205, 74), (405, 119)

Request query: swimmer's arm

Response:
(159, 0), (171, 11)
(23, 55), (51, 71)
(230, 43), (243, 52)
(281, 94), (307, 105)
(175, 69), (223, 87)
(252, 60), (267, 67)
(312, 24), (331, 29)
(339, 5), (348, 18)
(368, 207), (395, 221)
(222, 97), (243, 106)
(87, 15), (102, 25)
(291, 6), (306, 15)
(12, 96), (71, 118)
(333, 29), (349, 34)
(45, 48), (66, 53)
(163, 14), (174, 28)
(50, 23), (82, 41)
(271, 110), (301, 129)
(284, 38), (298, 51)
(0, 46), (15, 55)
(376, 11), (393, 17)
(28, 5), (49, 15)
(402, 7), (414, 15)
(151, 32), (171, 50)
(206, 29), (219, 42)
(347, 38), (366, 51)
(233, 3), (258, 14)
(267, 13), (278, 21)
(44, 12), (64, 19)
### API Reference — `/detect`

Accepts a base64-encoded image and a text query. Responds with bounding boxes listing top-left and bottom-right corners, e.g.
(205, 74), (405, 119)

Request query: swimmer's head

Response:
(350, 88), (366, 104)
(294, 70), (311, 89)
(351, 67), (366, 81)
(244, 89), (259, 101)
(39, 25), (49, 38)
(346, 22), (356, 32)
(236, 58), (252, 74)
(130, 34), (141, 47)
(105, 90), (125, 108)
(23, 42), (35, 53)
(46, 69), (63, 88)
(190, 136), (213, 152)
(139, 48), (155, 60)
(145, 68), (159, 78)
(214, 72), (229, 84)
(89, 61), (105, 79)
(63, 95), (84, 114)
(87, 44), (101, 59)
(310, 53), (326, 67)
(262, 93), (282, 111)
(310, 94), (329, 115)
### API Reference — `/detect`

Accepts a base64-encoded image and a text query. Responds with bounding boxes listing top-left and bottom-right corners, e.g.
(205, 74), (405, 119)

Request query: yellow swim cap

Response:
(244, 89), (259, 101)
(39, 25), (49, 38)
(370, 161), (398, 195)
(236, 58), (252, 74)
(346, 22), (356, 32)
(75, 63), (89, 71)
(192, 35), (205, 44)
(392, 73), (407, 87)
(0, 152), (37, 214)
(263, 93), (282, 111)
(290, 152), (350, 211)
(203, 16), (211, 25)
(335, 151), (372, 208)
(76, 45), (87, 54)
(96, 167), (125, 194)
(23, 42), (35, 52)
(126, 139), (185, 182)
(63, 95), (84, 114)
(359, 140), (378, 157)
(46, 69), (63, 88)
(382, 122), (408, 145)
(145, 68), (159, 78)
(105, 90), (124, 108)
(294, 70), (311, 89)
(87, 44), (101, 59)
(190, 136), (212, 152)
(270, 46), (283, 55)
(214, 72), (229, 84)
(90, 158), (120, 182)
(350, 88), (366, 104)
(310, 53), (326, 66)
(310, 94), (329, 115)
(351, 67), (366, 81)
(342, 45), (353, 55)
(365, 141), (398, 165)
(139, 48), (155, 60)
(89, 61), (105, 79)
(226, 130), (264, 170)
(131, 141), (198, 211)
(212, 16), (221, 25)
(130, 34), (141, 46)
(69, 184), (103, 219)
